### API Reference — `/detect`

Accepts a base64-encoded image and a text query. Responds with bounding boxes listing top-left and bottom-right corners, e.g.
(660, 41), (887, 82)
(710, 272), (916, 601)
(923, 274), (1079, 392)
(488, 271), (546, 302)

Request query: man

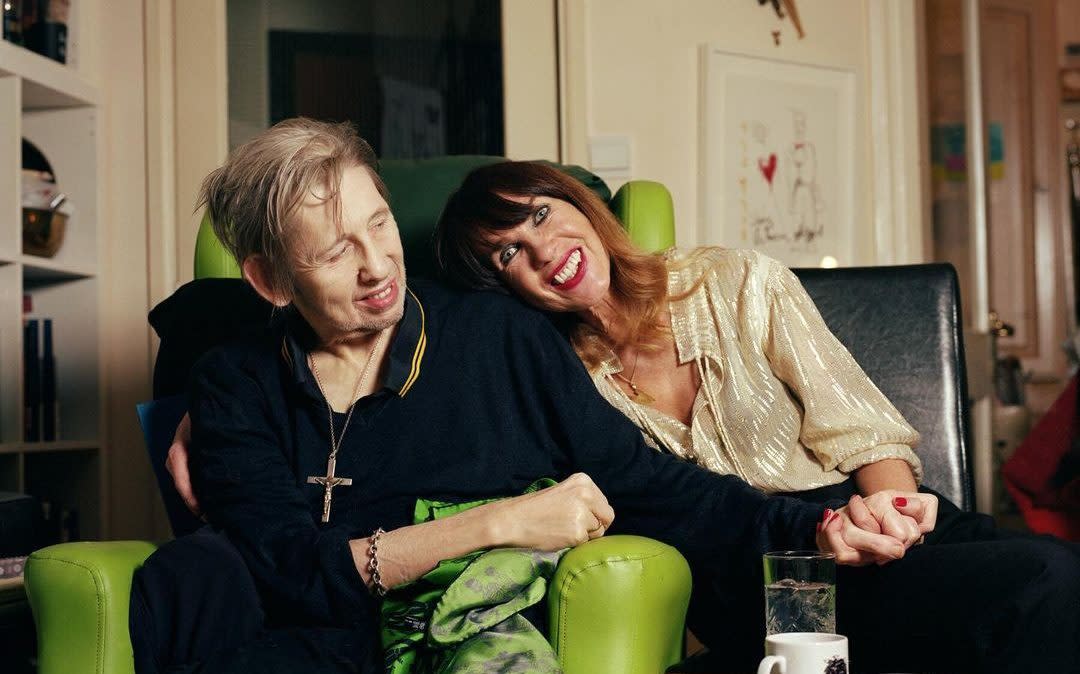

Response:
(133, 118), (925, 673)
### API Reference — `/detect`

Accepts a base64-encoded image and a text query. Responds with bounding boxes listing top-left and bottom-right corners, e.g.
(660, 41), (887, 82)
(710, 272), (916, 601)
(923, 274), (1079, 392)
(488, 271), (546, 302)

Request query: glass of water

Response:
(763, 551), (836, 635)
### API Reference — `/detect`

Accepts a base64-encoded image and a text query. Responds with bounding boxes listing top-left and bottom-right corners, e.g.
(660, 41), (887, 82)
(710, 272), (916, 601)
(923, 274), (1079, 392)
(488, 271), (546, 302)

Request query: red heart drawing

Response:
(758, 153), (777, 186)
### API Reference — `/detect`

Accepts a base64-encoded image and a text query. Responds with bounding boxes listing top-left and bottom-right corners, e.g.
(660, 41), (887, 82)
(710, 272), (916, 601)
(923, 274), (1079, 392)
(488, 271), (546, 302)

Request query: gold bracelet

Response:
(367, 527), (388, 597)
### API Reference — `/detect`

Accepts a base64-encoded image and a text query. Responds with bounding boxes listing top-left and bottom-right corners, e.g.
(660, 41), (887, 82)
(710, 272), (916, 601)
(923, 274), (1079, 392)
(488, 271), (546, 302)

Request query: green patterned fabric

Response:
(382, 479), (566, 674)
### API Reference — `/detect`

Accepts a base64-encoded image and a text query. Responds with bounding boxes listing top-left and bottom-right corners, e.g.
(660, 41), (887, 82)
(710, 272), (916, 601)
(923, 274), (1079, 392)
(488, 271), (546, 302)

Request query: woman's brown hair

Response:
(434, 161), (669, 368)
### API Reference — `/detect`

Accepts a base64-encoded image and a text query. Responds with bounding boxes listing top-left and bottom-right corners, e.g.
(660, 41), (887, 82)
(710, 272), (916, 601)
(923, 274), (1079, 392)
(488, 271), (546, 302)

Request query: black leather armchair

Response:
(794, 263), (975, 511)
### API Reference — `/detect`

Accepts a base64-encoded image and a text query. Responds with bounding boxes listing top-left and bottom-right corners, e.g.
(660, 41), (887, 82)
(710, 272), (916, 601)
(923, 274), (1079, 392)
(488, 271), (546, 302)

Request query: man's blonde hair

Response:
(198, 117), (387, 296)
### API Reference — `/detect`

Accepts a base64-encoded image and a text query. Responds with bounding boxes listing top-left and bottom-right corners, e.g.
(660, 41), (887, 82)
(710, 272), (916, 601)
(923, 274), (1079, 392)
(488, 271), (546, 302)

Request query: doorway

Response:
(229, 0), (504, 159)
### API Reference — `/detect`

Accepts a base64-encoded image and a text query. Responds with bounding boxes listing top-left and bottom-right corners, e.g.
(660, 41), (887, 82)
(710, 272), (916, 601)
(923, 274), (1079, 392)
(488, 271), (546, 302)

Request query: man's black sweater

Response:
(188, 278), (829, 636)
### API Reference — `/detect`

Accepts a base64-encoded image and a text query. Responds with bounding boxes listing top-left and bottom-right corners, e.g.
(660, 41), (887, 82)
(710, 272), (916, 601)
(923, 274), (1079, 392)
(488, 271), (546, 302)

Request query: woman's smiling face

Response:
(481, 194), (612, 313)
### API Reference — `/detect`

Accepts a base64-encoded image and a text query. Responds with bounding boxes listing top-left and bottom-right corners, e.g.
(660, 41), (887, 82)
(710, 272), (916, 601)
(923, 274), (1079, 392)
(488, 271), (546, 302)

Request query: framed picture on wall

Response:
(699, 47), (856, 267)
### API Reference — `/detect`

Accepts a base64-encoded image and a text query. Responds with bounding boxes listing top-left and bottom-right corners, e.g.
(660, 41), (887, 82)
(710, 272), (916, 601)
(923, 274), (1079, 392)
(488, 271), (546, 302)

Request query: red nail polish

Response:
(822, 508), (833, 522)
(816, 522), (822, 532)
(828, 513), (841, 525)
(894, 497), (908, 507)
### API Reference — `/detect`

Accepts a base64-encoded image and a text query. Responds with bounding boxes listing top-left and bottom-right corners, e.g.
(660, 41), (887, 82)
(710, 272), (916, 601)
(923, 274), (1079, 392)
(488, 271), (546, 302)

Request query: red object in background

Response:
(1002, 374), (1080, 541)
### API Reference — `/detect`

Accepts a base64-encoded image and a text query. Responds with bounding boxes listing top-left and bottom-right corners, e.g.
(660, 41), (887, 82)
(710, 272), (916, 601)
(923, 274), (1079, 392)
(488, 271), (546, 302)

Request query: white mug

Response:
(757, 632), (849, 674)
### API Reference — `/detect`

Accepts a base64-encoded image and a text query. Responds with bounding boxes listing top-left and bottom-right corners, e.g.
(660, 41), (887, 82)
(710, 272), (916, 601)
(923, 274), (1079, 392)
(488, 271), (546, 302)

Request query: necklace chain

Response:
(611, 349), (655, 404)
(309, 329), (388, 459)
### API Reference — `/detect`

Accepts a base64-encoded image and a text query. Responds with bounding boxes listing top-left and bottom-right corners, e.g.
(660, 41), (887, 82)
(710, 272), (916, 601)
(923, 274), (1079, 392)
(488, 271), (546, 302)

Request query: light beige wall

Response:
(503, 1), (559, 159)
(95, 0), (159, 538)
(226, 0), (269, 148)
(174, 1), (229, 290)
(560, 0), (916, 259)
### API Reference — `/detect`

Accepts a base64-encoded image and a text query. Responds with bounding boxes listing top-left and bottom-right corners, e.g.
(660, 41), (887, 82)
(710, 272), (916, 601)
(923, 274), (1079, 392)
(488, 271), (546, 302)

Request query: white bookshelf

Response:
(0, 36), (103, 540)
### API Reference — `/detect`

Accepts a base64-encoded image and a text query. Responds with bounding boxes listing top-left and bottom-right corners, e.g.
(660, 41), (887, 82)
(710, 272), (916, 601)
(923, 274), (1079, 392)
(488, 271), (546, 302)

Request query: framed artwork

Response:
(700, 47), (856, 267)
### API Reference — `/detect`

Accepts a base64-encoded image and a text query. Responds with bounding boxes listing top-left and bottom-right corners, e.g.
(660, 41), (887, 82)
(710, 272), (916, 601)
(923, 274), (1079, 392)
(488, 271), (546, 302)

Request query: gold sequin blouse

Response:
(584, 248), (922, 494)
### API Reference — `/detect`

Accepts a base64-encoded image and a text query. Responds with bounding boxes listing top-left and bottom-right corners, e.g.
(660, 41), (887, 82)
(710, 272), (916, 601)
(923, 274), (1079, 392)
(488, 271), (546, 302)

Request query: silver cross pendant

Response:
(307, 455), (353, 523)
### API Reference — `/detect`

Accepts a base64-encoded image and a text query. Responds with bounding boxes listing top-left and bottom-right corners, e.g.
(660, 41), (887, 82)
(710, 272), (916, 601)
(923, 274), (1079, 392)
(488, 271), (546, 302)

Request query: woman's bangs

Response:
(462, 190), (535, 249)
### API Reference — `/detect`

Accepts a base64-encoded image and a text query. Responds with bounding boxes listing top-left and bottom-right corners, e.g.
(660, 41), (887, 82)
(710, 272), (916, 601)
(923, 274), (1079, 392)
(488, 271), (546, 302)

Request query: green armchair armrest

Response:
(25, 541), (159, 674)
(26, 536), (689, 674)
(549, 535), (691, 674)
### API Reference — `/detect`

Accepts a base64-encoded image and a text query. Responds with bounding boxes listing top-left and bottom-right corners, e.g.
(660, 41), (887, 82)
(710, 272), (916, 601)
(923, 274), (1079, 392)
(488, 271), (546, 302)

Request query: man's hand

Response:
(165, 412), (203, 518)
(489, 473), (615, 550)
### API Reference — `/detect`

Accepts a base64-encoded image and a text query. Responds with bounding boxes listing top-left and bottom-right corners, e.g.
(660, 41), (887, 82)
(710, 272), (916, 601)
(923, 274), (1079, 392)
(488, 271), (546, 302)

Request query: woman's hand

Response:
(859, 490), (937, 540)
(897, 491), (938, 535)
(845, 492), (925, 550)
(165, 412), (204, 518)
(845, 491), (938, 555)
(815, 503), (907, 567)
(487, 473), (615, 550)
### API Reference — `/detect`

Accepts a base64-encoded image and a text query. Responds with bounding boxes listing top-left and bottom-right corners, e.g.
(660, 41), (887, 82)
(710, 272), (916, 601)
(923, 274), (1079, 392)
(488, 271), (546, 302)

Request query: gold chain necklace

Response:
(305, 329), (388, 522)
(612, 350), (656, 405)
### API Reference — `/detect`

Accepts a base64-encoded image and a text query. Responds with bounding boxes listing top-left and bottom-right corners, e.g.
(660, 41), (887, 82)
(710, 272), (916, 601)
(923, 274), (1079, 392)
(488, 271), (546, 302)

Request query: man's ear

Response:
(242, 255), (290, 307)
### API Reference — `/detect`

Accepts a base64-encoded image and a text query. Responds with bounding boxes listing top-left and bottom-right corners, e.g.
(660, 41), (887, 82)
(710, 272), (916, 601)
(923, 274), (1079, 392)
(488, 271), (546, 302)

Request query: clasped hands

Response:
(815, 491), (938, 566)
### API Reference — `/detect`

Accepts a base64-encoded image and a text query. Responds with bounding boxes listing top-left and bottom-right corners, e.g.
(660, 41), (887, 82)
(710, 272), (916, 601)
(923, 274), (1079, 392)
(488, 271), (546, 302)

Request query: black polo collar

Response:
(384, 286), (427, 396)
(280, 284), (427, 399)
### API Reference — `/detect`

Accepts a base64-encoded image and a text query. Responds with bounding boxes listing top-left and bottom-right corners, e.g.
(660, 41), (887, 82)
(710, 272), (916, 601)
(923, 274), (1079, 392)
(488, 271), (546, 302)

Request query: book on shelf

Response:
(22, 316), (59, 442)
(41, 318), (56, 441)
(18, 0), (67, 63)
(23, 319), (40, 442)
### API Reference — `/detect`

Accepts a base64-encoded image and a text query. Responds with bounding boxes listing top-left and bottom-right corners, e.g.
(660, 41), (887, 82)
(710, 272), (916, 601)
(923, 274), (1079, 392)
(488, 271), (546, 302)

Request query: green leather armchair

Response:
(26, 157), (691, 674)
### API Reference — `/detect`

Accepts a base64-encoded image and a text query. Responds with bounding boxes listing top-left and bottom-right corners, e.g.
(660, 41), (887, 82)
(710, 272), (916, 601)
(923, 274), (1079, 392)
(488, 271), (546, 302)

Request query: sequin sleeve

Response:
(761, 257), (923, 481)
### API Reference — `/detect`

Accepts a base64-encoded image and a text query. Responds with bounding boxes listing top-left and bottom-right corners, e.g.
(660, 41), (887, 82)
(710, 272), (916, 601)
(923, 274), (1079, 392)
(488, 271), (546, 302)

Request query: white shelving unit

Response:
(0, 37), (103, 540)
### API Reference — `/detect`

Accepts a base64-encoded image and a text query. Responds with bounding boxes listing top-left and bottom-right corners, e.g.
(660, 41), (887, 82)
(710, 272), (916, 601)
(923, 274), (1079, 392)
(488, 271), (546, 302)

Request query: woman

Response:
(434, 160), (1080, 673)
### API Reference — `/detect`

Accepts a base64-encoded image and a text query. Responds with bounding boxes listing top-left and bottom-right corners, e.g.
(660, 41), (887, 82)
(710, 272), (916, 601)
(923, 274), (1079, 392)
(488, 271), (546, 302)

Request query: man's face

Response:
(286, 165), (406, 343)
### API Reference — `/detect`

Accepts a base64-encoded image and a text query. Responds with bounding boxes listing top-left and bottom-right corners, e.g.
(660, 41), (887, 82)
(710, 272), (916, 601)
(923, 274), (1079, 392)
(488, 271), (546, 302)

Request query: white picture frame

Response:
(700, 47), (856, 267)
